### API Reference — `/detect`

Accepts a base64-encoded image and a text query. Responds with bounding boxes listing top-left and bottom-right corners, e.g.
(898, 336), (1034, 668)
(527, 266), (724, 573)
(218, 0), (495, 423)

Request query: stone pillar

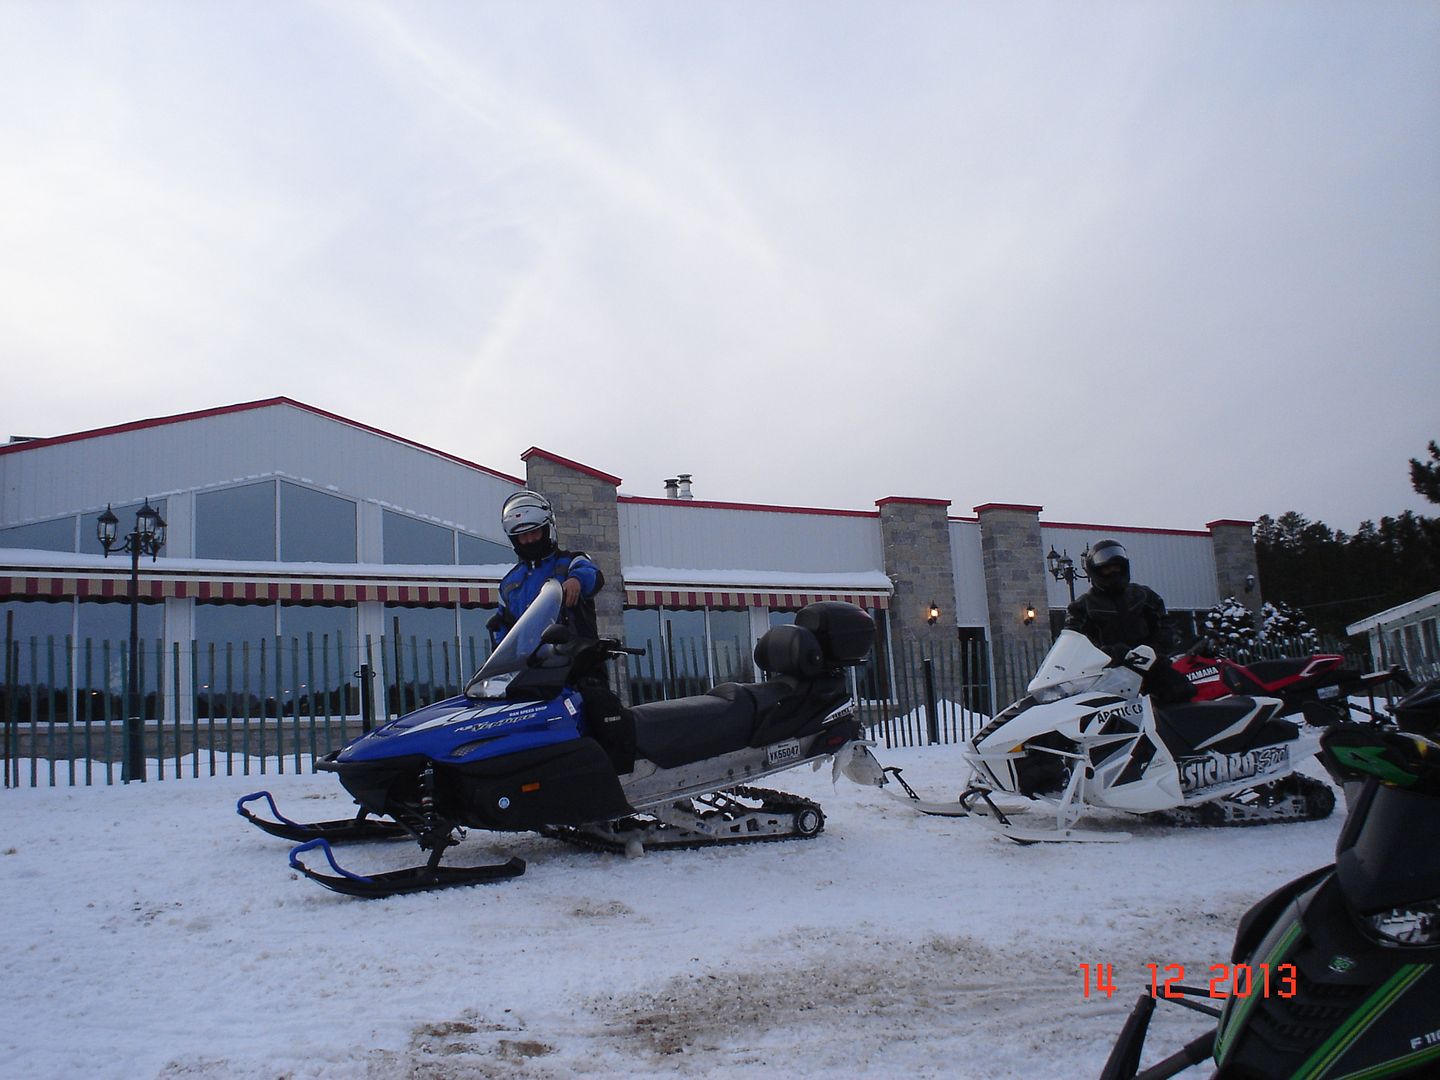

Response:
(1207, 519), (1261, 613)
(520, 447), (626, 651)
(975, 503), (1052, 709)
(877, 497), (959, 721)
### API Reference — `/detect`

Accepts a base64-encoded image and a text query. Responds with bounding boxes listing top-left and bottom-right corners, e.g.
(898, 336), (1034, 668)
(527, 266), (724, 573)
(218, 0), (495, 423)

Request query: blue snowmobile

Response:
(239, 579), (881, 897)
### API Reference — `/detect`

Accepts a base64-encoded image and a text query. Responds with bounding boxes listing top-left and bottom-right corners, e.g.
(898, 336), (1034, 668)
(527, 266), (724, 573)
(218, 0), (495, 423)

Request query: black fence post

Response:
(922, 657), (939, 745)
(357, 663), (375, 734)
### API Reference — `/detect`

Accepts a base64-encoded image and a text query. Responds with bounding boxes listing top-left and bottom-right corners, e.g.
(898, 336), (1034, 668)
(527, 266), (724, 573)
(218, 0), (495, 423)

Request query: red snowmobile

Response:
(1171, 638), (1408, 725)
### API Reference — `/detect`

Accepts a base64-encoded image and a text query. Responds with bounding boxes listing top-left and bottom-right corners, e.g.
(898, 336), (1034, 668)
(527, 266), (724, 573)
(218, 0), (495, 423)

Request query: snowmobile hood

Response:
(336, 693), (581, 764)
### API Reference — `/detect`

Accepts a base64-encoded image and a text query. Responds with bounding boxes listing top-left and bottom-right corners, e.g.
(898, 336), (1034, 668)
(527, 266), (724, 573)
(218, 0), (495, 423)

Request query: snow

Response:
(0, 747), (1346, 1079)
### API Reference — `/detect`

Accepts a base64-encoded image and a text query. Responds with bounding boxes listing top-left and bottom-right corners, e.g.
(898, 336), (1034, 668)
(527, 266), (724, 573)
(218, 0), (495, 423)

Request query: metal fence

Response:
(0, 626), (1401, 789)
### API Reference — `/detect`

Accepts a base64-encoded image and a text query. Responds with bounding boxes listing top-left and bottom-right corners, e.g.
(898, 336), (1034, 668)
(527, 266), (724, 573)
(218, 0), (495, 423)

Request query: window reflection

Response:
(195, 483), (276, 561)
(383, 511), (454, 565)
(0, 517), (77, 553)
(458, 532), (512, 565)
(279, 483), (356, 564)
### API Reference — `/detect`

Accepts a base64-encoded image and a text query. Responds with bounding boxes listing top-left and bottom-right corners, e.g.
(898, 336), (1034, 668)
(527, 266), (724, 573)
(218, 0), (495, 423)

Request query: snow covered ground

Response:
(1, 746), (1345, 1079)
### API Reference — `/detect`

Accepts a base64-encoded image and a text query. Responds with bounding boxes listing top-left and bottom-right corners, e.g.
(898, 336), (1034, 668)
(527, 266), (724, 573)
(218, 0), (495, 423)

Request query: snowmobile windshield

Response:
(463, 579), (564, 699)
(1027, 630), (1117, 703)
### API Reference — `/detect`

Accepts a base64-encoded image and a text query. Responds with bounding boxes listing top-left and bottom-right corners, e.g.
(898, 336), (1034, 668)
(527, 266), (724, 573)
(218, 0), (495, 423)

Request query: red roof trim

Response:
(619, 495), (879, 519)
(521, 447), (623, 486)
(1205, 519), (1255, 530)
(972, 502), (1044, 514)
(875, 496), (952, 508)
(0, 397), (526, 485)
(1042, 520), (1211, 538)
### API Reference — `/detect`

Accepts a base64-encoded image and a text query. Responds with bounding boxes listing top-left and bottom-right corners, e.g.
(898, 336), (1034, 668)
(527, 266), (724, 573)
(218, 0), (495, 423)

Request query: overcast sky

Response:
(2, 1), (1436, 533)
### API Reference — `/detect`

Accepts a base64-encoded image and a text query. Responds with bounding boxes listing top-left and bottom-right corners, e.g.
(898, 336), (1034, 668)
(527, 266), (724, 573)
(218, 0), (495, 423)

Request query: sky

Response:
(2, 1), (1437, 534)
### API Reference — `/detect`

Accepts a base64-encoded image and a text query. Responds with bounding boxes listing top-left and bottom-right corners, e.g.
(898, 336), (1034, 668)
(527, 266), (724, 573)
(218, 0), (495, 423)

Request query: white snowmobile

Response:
(888, 630), (1336, 842)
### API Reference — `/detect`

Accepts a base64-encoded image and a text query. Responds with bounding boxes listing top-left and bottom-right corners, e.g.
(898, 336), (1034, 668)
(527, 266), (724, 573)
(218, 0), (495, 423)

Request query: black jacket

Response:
(1063, 583), (1175, 658)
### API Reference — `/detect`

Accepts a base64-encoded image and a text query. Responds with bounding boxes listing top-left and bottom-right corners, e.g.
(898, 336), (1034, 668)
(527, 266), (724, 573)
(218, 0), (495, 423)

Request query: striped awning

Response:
(625, 587), (889, 610)
(1, 574), (499, 606)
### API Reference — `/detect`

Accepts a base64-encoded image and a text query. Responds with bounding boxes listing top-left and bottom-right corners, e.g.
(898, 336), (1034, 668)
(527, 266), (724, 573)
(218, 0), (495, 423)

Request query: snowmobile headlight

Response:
(1364, 900), (1440, 946)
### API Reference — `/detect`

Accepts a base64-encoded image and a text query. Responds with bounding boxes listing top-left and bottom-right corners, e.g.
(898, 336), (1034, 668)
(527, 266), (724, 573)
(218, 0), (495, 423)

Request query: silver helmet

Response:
(500, 490), (555, 538)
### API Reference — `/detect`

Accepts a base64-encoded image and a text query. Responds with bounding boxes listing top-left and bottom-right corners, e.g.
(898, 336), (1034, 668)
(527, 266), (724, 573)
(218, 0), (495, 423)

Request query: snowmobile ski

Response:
(288, 838), (526, 898)
(879, 767), (973, 816)
(237, 790), (409, 843)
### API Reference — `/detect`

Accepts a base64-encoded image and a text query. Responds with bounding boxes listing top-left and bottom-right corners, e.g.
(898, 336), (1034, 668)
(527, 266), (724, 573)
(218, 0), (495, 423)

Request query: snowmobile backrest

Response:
(793, 601), (875, 667)
(754, 624), (827, 679)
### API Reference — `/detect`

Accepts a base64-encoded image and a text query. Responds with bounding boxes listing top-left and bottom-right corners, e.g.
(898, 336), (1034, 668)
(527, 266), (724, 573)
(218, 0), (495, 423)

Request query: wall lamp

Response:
(1023, 605), (1037, 625)
(1244, 573), (1256, 594)
(927, 601), (941, 626)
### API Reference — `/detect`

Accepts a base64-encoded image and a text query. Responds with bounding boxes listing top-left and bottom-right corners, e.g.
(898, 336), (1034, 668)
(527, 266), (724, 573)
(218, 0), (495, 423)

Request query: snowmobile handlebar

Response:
(600, 638), (647, 657)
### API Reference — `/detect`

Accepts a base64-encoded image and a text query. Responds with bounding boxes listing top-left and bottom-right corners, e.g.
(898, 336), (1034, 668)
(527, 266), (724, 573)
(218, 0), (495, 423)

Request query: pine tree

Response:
(1411, 440), (1440, 504)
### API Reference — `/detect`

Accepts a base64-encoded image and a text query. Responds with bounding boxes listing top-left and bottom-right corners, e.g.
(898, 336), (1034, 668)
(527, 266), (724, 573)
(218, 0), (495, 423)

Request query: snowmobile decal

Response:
(1179, 745), (1288, 793)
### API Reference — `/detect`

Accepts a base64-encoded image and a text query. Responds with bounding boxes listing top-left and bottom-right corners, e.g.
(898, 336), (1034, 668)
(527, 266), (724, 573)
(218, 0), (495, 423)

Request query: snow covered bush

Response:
(1200, 596), (1257, 661)
(1258, 601), (1319, 654)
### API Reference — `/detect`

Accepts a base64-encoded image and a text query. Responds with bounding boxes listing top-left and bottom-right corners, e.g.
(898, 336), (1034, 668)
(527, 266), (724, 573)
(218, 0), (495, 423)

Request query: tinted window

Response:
(383, 511), (454, 565)
(709, 609), (754, 683)
(77, 599), (164, 648)
(193, 603), (279, 683)
(458, 532), (512, 565)
(279, 603), (359, 696)
(80, 499), (170, 557)
(279, 482), (356, 564)
(195, 483), (276, 561)
(0, 516), (77, 553)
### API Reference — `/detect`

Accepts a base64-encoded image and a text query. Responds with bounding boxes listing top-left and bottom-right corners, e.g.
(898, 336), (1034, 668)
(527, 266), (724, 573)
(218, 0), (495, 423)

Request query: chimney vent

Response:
(664, 478), (680, 499)
(677, 474), (693, 500)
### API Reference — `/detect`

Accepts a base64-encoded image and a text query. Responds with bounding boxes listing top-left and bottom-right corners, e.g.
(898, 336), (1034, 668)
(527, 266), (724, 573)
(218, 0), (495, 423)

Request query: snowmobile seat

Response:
(628, 685), (761, 769)
(1155, 698), (1295, 758)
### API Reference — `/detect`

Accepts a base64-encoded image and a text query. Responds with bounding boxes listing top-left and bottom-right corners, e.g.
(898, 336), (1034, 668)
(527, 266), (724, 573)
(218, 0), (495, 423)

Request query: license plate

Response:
(766, 739), (802, 765)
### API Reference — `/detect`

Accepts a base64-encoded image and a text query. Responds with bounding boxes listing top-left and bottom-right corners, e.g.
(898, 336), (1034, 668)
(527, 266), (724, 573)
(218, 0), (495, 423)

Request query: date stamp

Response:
(1078, 962), (1298, 1000)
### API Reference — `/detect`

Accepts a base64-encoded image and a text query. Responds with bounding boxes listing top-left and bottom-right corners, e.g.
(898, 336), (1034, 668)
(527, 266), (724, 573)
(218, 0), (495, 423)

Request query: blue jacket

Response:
(490, 550), (603, 646)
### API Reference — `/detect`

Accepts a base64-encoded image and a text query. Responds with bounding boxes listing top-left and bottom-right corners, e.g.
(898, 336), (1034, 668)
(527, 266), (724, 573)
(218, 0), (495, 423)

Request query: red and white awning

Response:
(1, 573), (499, 606)
(625, 586), (888, 610)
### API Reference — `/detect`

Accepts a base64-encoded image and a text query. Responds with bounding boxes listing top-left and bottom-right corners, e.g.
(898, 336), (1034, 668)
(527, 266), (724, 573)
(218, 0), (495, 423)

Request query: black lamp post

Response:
(97, 499), (166, 783)
(1045, 545), (1089, 603)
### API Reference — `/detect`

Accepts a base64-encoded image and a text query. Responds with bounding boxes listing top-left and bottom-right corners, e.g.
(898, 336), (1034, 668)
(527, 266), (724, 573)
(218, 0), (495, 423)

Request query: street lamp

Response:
(97, 499), (166, 783)
(1045, 545), (1090, 602)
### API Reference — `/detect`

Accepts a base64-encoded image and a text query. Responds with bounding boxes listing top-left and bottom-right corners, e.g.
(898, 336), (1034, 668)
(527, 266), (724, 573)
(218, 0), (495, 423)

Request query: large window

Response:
(0, 598), (163, 722)
(196, 483), (276, 561)
(195, 482), (356, 564)
(459, 532), (512, 565)
(382, 603), (497, 712)
(624, 606), (756, 703)
(279, 482), (356, 563)
(0, 517), (76, 553)
(383, 511), (455, 565)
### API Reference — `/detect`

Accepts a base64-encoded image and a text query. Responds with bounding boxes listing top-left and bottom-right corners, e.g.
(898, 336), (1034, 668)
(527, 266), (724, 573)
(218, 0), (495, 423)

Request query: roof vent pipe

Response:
(677, 474), (693, 500)
(664, 478), (680, 499)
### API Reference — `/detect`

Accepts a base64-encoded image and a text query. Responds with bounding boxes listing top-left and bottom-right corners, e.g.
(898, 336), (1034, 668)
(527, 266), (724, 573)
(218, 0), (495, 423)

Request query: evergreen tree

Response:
(1411, 440), (1440, 504)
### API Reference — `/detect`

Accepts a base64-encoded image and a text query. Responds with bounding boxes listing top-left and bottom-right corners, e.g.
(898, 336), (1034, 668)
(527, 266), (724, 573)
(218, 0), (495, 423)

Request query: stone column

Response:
(975, 503), (1052, 709)
(876, 497), (959, 722)
(1207, 519), (1261, 613)
(520, 447), (626, 649)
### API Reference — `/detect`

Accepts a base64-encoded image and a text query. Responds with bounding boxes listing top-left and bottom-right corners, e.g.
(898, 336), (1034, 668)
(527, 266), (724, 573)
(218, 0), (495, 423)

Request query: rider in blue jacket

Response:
(488, 490), (604, 647)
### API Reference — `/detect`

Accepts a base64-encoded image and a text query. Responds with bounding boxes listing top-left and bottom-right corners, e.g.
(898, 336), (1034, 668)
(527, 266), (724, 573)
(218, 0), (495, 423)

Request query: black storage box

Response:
(794, 601), (875, 666)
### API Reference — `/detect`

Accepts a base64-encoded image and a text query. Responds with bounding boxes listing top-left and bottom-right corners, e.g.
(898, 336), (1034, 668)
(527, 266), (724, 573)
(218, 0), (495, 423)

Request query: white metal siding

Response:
(619, 501), (884, 575)
(1039, 526), (1218, 611)
(949, 520), (990, 627)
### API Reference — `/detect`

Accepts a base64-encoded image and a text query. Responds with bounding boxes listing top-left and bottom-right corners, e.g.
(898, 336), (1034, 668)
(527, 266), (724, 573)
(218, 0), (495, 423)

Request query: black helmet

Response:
(501, 490), (557, 561)
(1085, 539), (1130, 591)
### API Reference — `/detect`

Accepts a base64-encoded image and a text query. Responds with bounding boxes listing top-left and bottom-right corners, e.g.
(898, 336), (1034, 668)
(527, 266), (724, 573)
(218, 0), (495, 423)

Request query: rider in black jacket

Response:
(1064, 539), (1193, 702)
